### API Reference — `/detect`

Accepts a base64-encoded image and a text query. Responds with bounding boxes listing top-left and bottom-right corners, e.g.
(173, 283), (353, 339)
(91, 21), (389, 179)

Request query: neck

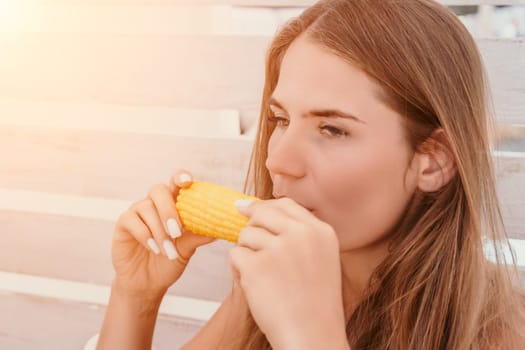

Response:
(339, 241), (389, 322)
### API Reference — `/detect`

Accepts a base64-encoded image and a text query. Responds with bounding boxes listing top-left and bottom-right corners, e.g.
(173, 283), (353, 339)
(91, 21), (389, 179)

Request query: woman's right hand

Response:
(110, 169), (215, 298)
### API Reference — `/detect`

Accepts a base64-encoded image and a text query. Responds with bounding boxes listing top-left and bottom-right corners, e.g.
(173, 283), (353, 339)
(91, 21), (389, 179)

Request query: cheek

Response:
(315, 145), (414, 250)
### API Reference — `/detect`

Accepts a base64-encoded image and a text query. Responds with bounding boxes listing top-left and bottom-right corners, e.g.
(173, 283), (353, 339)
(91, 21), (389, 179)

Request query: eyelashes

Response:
(267, 114), (349, 138)
(319, 122), (348, 137)
(267, 115), (289, 127)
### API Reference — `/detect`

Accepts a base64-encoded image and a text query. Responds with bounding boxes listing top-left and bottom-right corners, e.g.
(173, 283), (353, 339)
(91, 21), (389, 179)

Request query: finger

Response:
(133, 199), (179, 261)
(117, 210), (162, 256)
(242, 202), (301, 236)
(169, 168), (193, 191)
(237, 226), (275, 251)
(148, 183), (183, 240)
(237, 197), (311, 221)
(229, 245), (254, 281)
(272, 197), (314, 218)
(149, 183), (198, 262)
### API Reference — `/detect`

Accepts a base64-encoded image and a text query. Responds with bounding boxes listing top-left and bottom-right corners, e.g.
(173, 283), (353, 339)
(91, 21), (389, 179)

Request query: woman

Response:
(97, 0), (524, 348)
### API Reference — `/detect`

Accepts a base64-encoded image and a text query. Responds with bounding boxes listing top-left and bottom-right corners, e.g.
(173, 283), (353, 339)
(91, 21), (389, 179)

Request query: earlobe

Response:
(415, 129), (457, 192)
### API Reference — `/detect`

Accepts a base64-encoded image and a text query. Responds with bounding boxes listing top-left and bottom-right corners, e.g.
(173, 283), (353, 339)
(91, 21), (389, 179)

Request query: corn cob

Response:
(175, 181), (258, 242)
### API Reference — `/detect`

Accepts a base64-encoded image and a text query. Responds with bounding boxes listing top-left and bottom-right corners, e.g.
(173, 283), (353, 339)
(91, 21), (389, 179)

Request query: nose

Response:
(265, 126), (306, 179)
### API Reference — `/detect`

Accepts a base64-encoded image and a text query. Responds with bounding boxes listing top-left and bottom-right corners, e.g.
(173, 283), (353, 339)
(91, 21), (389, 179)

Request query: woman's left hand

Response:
(229, 198), (349, 350)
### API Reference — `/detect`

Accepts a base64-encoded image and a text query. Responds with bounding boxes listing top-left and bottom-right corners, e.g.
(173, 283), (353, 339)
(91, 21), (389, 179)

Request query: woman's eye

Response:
(319, 123), (348, 138)
(267, 115), (289, 127)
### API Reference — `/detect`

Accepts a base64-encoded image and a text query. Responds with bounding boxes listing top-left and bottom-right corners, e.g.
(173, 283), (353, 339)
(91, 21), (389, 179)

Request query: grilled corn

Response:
(175, 181), (257, 242)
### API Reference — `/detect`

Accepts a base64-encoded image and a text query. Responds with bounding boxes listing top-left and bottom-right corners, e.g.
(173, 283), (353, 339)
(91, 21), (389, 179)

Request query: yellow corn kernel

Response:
(175, 181), (258, 242)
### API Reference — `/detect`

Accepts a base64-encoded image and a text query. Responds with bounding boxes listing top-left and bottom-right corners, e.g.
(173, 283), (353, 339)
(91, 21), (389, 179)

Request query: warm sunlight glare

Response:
(0, 0), (33, 32)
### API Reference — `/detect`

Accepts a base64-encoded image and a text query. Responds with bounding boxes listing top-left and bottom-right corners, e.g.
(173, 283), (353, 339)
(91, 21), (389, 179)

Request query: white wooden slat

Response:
(0, 126), (253, 200)
(478, 38), (525, 125)
(0, 35), (522, 126)
(0, 209), (235, 301)
(496, 124), (525, 147)
(0, 189), (130, 221)
(494, 151), (525, 238)
(0, 98), (241, 137)
(0, 271), (220, 322)
(485, 239), (525, 267)
(0, 34), (268, 128)
(0, 293), (203, 350)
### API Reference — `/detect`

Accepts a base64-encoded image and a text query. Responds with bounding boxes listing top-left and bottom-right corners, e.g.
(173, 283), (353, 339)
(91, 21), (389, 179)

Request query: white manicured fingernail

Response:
(179, 173), (192, 183)
(163, 240), (178, 260)
(234, 199), (253, 209)
(147, 238), (161, 255)
(167, 218), (181, 239)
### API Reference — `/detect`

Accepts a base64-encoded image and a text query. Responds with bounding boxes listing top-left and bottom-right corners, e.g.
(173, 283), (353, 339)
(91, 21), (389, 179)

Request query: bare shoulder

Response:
(180, 284), (249, 350)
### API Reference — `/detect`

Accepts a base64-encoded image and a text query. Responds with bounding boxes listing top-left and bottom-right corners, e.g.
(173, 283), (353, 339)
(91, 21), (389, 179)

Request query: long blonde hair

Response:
(232, 1), (524, 348)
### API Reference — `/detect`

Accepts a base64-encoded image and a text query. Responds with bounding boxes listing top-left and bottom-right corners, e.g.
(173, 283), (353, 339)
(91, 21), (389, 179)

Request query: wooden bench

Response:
(0, 1), (523, 349)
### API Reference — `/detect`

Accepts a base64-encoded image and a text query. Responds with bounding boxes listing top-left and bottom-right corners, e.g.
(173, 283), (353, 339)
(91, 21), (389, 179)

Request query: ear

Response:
(413, 129), (457, 192)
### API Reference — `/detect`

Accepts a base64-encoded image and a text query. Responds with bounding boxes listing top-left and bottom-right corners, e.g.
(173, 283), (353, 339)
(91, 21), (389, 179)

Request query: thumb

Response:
(169, 168), (193, 192)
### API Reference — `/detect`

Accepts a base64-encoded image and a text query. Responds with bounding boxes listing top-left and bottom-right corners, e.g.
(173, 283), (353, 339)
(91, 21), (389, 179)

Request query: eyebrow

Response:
(268, 96), (366, 124)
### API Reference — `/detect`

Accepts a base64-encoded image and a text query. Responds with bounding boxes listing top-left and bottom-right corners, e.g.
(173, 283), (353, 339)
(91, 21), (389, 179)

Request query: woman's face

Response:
(266, 36), (419, 252)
